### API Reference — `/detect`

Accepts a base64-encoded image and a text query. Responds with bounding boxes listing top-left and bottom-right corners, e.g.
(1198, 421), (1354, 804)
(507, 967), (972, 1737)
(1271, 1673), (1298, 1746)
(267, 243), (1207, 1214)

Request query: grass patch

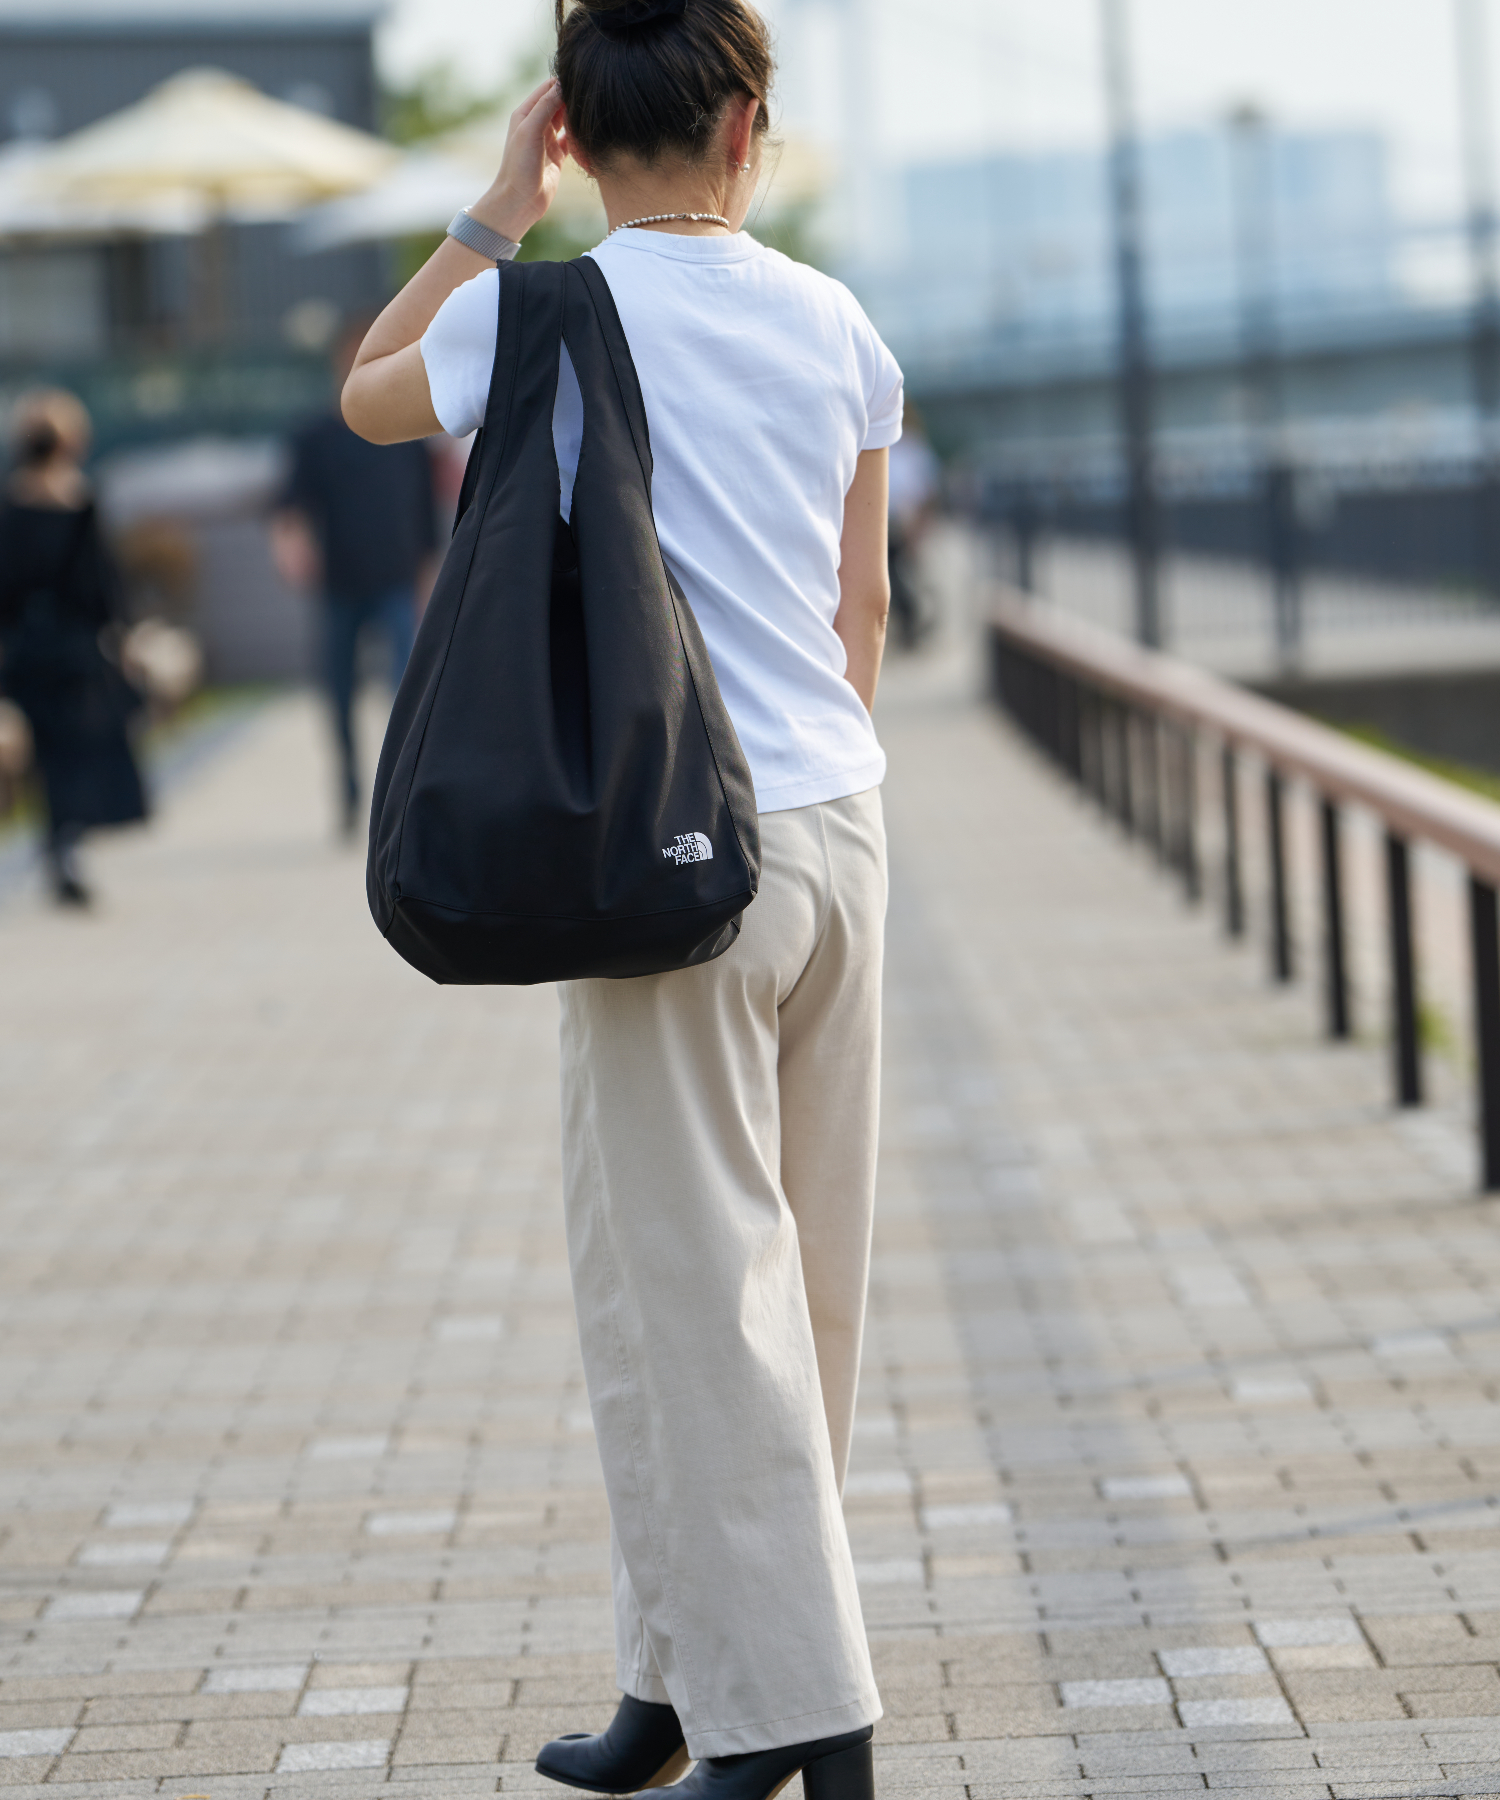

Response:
(1419, 997), (1459, 1057)
(1339, 722), (1500, 805)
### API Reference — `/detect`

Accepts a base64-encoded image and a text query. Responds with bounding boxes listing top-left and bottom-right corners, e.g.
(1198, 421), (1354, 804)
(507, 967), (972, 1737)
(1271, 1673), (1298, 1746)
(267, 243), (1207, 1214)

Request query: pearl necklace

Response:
(608, 211), (731, 236)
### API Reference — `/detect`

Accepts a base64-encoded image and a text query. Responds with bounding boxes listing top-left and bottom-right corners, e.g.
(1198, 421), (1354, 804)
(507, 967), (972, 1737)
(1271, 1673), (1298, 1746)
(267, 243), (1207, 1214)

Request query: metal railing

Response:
(989, 589), (1500, 1190)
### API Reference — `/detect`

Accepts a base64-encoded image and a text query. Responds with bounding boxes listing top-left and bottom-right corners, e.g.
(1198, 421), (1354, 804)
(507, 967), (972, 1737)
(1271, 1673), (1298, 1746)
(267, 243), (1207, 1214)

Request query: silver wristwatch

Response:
(446, 209), (521, 263)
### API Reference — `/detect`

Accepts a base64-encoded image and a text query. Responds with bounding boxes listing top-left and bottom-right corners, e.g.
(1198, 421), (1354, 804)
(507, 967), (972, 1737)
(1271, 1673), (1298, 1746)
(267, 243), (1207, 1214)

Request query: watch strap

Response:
(447, 209), (521, 263)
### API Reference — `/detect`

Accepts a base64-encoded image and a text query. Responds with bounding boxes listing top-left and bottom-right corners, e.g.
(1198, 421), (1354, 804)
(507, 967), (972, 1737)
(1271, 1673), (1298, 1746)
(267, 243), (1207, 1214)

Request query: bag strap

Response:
(451, 258), (522, 530)
(454, 258), (566, 531)
(559, 253), (755, 887)
(383, 257), (565, 892)
(567, 255), (655, 496)
(452, 426), (484, 530)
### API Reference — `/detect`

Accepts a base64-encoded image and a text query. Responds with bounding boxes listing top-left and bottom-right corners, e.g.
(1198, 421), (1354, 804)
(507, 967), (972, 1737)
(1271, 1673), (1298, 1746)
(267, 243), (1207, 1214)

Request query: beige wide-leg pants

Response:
(557, 787), (887, 1759)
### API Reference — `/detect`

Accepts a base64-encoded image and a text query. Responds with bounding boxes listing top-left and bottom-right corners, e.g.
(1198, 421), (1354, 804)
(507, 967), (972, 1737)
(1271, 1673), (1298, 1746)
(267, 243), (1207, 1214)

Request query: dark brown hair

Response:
(555, 0), (773, 168)
(16, 418), (61, 469)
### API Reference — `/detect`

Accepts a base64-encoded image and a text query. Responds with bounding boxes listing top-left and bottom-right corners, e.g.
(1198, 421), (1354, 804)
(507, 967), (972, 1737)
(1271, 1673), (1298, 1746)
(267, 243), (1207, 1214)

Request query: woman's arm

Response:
(833, 448), (891, 712)
(342, 78), (566, 445)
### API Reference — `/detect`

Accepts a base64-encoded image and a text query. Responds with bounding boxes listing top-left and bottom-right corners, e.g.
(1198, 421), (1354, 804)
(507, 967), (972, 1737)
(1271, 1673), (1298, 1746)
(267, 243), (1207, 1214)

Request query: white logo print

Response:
(662, 831), (714, 865)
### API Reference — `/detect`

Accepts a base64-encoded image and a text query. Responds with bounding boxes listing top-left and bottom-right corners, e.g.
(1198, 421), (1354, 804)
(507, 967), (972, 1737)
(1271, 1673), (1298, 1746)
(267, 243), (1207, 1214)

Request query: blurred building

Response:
(0, 0), (385, 363)
(868, 123), (1500, 584)
(856, 126), (1394, 371)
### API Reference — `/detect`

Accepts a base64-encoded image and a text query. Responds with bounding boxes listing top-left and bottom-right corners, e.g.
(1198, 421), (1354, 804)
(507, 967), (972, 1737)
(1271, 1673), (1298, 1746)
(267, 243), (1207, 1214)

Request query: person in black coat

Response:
(272, 319), (439, 836)
(0, 390), (146, 906)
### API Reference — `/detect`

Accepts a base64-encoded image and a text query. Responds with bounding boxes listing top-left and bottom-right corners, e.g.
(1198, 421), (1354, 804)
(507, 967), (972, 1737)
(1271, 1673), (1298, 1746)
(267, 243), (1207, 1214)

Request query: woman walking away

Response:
(0, 391), (146, 905)
(342, 3), (899, 1795)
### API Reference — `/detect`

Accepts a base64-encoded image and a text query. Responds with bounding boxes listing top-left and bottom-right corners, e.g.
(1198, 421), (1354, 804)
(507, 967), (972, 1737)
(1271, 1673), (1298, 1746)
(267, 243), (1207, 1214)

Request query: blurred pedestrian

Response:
(886, 398), (940, 648)
(272, 317), (439, 837)
(0, 390), (147, 907)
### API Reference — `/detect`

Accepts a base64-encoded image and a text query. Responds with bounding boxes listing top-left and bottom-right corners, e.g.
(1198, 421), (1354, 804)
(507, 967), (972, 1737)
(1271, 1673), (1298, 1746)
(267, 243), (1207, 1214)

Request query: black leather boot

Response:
(660, 1725), (873, 1800)
(536, 1694), (691, 1794)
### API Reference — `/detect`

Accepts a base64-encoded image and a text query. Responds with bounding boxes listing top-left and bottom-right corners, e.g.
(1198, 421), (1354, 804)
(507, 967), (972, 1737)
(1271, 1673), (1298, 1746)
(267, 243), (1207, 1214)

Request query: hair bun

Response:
(586, 0), (687, 35)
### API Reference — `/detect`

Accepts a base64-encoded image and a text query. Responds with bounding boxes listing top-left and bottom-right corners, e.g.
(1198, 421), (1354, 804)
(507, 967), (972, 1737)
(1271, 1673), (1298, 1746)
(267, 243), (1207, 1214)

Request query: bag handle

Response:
(453, 258), (565, 534)
(378, 257), (564, 895)
(567, 256), (655, 496)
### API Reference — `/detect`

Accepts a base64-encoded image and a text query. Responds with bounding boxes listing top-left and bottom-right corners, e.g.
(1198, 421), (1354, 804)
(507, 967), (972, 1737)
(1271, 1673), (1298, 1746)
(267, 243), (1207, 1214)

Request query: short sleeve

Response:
(827, 279), (902, 453)
(420, 268), (500, 438)
(861, 320), (904, 452)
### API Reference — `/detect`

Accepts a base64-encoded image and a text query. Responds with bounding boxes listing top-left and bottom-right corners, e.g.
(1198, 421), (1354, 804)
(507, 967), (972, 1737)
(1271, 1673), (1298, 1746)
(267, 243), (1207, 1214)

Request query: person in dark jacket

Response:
(0, 389), (146, 906)
(272, 319), (438, 836)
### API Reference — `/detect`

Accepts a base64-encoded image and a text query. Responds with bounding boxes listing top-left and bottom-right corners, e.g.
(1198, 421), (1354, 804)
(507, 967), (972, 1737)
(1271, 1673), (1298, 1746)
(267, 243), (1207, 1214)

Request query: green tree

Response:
(381, 61), (499, 147)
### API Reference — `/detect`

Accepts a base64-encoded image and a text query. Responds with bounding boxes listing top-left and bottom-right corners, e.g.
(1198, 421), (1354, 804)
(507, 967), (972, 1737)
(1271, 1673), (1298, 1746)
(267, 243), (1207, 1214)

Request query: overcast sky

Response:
(377, 0), (1500, 225)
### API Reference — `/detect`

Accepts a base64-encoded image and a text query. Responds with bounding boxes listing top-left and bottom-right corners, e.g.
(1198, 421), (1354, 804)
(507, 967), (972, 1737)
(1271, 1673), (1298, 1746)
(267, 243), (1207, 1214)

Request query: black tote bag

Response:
(366, 254), (760, 985)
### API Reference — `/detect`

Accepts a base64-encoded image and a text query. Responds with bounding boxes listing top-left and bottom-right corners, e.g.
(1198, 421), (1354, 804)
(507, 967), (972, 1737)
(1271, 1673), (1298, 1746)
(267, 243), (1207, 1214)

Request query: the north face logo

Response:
(662, 831), (713, 865)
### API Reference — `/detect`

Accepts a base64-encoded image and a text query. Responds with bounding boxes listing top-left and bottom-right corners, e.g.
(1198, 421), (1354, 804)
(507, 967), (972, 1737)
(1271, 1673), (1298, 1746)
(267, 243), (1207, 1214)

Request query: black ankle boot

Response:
(662, 1726), (873, 1800)
(536, 1694), (690, 1794)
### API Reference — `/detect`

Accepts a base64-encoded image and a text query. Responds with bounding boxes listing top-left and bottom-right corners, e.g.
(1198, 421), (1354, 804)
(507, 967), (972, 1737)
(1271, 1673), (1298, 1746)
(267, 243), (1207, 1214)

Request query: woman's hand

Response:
(467, 78), (568, 244)
(343, 78), (568, 444)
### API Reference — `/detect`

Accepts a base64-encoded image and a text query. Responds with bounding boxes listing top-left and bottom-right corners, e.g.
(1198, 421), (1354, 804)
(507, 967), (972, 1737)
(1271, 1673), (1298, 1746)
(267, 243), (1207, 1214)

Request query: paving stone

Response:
(202, 1664), (309, 1694)
(0, 1733), (71, 1759)
(275, 1738), (390, 1772)
(1179, 1699), (1297, 1727)
(1061, 1680), (1174, 1709)
(1161, 1648), (1273, 1677)
(66, 1724), (181, 1756)
(297, 1687), (409, 1717)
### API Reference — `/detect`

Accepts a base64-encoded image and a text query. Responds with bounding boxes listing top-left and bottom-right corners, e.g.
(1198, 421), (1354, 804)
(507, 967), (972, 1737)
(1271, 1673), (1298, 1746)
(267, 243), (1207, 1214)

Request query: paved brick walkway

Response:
(2, 639), (1499, 1800)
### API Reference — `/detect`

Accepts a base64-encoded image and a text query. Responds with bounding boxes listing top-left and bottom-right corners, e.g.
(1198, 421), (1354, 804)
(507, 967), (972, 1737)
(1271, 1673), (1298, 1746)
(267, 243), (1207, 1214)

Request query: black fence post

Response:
(1386, 833), (1422, 1108)
(1469, 875), (1500, 1190)
(1044, 661), (1061, 764)
(1091, 693), (1105, 808)
(1117, 705), (1135, 834)
(989, 629), (1007, 715)
(1267, 768), (1293, 982)
(1087, 694), (1109, 817)
(1079, 686), (1097, 801)
(1223, 744), (1244, 937)
(1062, 675), (1083, 782)
(1181, 729), (1201, 901)
(1023, 653), (1037, 747)
(1142, 712), (1163, 857)
(1320, 797), (1350, 1040)
(1164, 722), (1182, 873)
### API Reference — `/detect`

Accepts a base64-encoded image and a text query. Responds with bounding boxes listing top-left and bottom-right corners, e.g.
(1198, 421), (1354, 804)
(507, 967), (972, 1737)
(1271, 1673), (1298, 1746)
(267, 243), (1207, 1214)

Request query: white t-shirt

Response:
(420, 229), (903, 815)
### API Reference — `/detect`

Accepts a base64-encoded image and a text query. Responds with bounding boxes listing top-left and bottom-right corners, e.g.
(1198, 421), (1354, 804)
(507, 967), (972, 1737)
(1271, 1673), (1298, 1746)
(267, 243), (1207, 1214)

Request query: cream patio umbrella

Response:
(0, 140), (205, 242)
(25, 68), (398, 334)
(31, 68), (397, 218)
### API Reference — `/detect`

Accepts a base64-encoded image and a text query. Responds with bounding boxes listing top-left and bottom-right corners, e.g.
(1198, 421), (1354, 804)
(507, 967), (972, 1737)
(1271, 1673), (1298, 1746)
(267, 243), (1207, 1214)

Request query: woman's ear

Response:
(726, 95), (759, 171)
(565, 113), (594, 177)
